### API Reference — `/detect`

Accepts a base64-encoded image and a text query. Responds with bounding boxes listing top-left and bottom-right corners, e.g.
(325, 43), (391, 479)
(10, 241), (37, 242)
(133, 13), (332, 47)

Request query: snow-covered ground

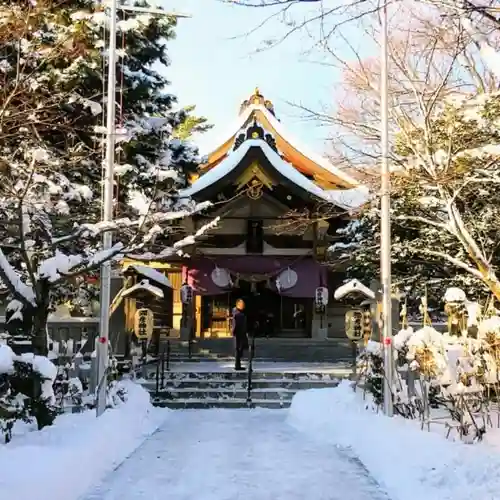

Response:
(83, 408), (388, 500)
(0, 380), (168, 500)
(288, 381), (500, 500)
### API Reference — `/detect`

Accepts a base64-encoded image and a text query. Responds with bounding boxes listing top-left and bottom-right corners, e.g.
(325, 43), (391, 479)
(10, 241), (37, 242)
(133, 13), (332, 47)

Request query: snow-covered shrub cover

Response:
(0, 344), (57, 441)
(444, 287), (467, 303)
(0, 379), (168, 500)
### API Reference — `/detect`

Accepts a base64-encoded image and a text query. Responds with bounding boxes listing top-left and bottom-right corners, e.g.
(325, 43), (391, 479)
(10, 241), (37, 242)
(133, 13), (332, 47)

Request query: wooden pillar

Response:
(124, 297), (136, 331)
(312, 220), (318, 256)
(166, 269), (182, 336)
(195, 294), (202, 338)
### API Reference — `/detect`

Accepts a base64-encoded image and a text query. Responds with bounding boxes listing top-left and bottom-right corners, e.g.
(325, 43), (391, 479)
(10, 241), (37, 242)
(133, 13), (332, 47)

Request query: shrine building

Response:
(122, 89), (365, 341)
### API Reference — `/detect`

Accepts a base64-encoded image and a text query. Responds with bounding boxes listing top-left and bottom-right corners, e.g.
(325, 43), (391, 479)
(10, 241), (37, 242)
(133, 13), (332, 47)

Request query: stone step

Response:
(166, 356), (234, 362)
(144, 378), (339, 390)
(144, 370), (344, 382)
(151, 398), (291, 410)
(152, 388), (296, 401)
(159, 339), (355, 363)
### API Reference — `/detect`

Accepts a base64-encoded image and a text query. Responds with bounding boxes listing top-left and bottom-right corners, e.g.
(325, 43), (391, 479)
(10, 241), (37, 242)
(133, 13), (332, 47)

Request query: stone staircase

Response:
(141, 368), (344, 409)
(160, 338), (354, 364)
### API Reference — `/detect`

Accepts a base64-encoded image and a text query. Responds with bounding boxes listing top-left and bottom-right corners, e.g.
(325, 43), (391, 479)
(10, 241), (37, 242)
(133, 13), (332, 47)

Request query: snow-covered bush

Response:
(0, 345), (57, 440)
(357, 340), (384, 407)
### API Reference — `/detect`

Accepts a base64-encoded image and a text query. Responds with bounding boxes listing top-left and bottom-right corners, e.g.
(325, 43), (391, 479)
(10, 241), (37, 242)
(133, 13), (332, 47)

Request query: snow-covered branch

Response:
(0, 248), (36, 307)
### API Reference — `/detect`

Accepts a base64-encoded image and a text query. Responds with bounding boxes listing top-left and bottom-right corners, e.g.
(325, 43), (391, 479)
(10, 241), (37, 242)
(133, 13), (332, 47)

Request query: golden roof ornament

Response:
(239, 87), (276, 116)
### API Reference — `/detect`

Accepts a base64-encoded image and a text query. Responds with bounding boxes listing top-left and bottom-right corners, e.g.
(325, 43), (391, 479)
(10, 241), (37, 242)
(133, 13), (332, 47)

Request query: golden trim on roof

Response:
(202, 90), (357, 190)
(235, 161), (274, 191)
(239, 88), (276, 116)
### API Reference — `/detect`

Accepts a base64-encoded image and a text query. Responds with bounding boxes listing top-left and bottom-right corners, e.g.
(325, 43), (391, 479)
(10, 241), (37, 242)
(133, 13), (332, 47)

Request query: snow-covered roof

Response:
(124, 264), (172, 288)
(203, 102), (359, 188)
(180, 139), (359, 210)
(122, 279), (164, 299)
(325, 187), (370, 210)
(334, 279), (375, 301)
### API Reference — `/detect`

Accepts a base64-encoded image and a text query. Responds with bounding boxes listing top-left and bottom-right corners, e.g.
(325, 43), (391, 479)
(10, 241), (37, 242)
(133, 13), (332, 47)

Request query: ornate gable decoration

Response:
(239, 87), (276, 116)
(233, 119), (278, 153)
(235, 161), (274, 200)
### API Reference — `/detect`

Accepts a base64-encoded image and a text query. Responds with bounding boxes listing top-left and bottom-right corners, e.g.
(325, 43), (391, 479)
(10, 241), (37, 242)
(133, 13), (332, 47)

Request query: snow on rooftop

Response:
(122, 279), (164, 299)
(325, 187), (370, 210)
(202, 102), (359, 188)
(200, 104), (254, 157)
(334, 279), (375, 301)
(180, 139), (357, 209)
(125, 264), (172, 288)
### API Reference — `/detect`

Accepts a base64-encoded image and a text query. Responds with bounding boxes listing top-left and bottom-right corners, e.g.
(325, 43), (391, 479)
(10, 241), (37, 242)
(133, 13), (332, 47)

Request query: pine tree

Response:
(0, 0), (212, 427)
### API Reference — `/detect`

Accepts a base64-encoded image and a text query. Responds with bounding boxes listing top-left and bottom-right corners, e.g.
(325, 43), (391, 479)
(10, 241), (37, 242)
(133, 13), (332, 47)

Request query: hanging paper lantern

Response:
(276, 268), (298, 291)
(315, 287), (329, 313)
(180, 283), (193, 304)
(211, 267), (231, 288)
(315, 287), (329, 306)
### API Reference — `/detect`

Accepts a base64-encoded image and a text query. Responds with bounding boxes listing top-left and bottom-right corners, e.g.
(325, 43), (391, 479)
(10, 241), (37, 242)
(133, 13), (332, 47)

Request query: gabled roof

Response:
(179, 139), (368, 210)
(199, 89), (359, 190)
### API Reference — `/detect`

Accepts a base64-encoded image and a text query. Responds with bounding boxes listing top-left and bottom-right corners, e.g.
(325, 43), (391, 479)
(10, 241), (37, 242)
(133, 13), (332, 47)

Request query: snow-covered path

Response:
(83, 409), (388, 500)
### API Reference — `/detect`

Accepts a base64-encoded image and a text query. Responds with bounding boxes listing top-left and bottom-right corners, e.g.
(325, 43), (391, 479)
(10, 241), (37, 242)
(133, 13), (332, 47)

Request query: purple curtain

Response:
(182, 256), (326, 298)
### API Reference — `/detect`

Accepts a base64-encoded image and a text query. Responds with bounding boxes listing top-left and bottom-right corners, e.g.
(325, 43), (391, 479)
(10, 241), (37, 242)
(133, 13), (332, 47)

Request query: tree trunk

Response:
(32, 282), (50, 356)
(484, 276), (500, 304)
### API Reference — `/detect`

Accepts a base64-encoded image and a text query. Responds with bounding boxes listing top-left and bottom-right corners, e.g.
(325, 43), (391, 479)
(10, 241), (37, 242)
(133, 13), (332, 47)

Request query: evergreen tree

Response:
(0, 0), (212, 427)
(173, 105), (212, 140)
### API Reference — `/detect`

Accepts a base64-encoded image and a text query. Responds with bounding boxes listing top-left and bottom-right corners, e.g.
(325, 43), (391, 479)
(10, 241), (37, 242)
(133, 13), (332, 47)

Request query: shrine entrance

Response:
(200, 280), (311, 338)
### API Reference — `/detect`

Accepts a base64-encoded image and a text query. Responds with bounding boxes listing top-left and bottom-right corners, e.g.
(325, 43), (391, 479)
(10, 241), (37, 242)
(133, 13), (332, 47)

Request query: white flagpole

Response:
(95, 2), (191, 417)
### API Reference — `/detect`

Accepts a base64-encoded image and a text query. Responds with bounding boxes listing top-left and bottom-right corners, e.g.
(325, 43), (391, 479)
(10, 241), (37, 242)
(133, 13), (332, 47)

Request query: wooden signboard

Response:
(134, 308), (154, 340)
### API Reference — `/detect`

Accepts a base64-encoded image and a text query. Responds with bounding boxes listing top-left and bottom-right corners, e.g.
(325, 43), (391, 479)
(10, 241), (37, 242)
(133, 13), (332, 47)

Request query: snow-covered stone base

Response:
(288, 382), (500, 500)
(0, 379), (169, 500)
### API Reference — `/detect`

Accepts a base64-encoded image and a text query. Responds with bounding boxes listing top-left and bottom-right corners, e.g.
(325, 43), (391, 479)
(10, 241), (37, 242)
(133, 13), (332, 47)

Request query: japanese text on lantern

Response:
(134, 308), (154, 340)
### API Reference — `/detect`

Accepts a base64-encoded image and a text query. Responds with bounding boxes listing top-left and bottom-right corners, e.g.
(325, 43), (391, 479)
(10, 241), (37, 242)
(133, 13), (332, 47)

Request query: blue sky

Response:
(160, 0), (350, 155)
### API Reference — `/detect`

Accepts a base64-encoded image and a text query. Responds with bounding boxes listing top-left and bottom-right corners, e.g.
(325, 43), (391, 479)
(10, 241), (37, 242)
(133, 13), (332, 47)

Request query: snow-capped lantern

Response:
(443, 287), (468, 336)
(315, 286), (329, 313)
(211, 266), (232, 288)
(180, 282), (193, 304)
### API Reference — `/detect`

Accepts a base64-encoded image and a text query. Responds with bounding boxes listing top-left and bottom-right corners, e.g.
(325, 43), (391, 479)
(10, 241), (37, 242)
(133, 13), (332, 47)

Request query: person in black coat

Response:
(231, 299), (248, 371)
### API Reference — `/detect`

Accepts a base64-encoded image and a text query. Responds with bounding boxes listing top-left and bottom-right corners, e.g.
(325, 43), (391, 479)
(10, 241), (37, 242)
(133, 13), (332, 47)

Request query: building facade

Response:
(122, 89), (364, 341)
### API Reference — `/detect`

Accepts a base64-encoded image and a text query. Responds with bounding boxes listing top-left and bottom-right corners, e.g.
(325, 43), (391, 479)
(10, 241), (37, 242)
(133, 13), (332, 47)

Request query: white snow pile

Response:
(0, 344), (57, 402)
(288, 381), (500, 500)
(444, 287), (467, 303)
(0, 379), (168, 500)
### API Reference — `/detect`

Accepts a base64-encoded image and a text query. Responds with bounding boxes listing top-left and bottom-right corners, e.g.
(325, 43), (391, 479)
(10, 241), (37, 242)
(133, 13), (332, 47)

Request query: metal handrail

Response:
(166, 339), (171, 372)
(246, 335), (255, 407)
(154, 341), (170, 398)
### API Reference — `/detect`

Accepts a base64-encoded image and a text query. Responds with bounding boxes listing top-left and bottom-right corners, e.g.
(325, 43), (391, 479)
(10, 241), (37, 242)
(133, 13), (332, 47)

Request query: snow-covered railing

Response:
(0, 316), (100, 324)
(0, 316), (100, 355)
